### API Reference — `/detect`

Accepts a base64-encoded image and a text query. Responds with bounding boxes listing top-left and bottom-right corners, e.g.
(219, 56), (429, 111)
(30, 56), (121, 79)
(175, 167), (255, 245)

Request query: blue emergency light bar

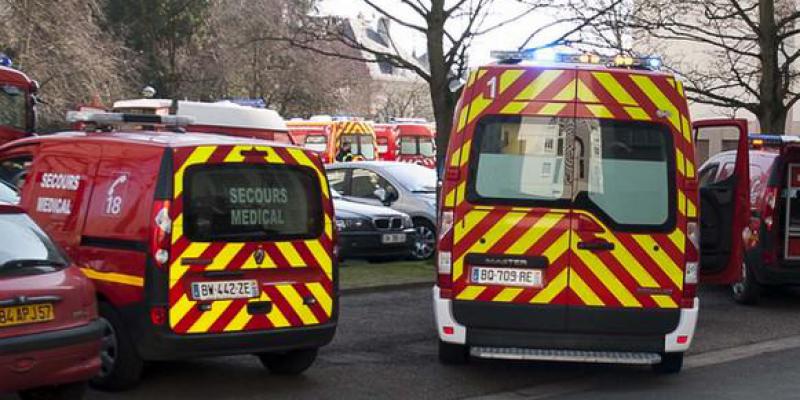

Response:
(749, 134), (800, 147)
(490, 49), (662, 70)
(0, 53), (12, 68)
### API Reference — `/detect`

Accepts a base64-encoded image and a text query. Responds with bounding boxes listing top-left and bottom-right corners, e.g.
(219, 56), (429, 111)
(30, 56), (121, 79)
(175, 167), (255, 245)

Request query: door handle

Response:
(577, 240), (615, 251)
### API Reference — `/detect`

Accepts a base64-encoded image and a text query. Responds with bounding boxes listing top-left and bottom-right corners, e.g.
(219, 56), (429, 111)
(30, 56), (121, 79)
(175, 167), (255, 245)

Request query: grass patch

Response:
(339, 259), (434, 290)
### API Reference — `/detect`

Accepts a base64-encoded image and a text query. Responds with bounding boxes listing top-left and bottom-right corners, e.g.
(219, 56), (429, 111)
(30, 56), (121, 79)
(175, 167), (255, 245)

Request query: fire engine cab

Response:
(434, 50), (747, 373)
(0, 55), (37, 145)
(0, 111), (338, 390)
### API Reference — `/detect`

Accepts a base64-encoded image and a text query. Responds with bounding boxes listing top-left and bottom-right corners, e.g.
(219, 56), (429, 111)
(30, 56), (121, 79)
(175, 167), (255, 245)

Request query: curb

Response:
(341, 281), (431, 296)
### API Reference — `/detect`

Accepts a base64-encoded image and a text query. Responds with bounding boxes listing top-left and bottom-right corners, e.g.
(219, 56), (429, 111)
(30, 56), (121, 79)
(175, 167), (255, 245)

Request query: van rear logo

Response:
(254, 248), (266, 265)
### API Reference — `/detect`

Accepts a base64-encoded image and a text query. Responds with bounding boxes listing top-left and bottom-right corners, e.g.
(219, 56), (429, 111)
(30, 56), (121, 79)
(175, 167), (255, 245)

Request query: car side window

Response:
(327, 169), (348, 194)
(350, 168), (396, 200)
(698, 163), (718, 187)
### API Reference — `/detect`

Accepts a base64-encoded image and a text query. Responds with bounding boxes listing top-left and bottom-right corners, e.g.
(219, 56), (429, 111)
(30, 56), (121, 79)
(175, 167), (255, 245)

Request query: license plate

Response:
(191, 280), (259, 301)
(382, 233), (407, 244)
(0, 304), (54, 328)
(471, 266), (543, 288)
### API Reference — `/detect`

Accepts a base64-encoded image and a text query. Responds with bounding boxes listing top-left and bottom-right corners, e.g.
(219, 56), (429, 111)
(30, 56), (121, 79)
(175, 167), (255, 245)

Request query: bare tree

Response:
(0, 0), (138, 129)
(581, 0), (800, 134)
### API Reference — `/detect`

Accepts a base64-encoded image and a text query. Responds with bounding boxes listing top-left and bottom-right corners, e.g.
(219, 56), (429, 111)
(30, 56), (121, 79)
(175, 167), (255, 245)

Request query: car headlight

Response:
(336, 218), (371, 231)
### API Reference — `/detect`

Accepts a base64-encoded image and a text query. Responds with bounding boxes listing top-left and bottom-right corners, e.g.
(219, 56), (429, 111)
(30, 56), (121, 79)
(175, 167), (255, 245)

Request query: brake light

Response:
(763, 186), (778, 231)
(150, 306), (167, 325)
(682, 220), (699, 308)
(437, 210), (454, 298)
(150, 200), (172, 268)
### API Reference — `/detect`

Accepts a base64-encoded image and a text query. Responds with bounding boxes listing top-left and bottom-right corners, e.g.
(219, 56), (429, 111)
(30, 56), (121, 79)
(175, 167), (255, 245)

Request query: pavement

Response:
(5, 285), (800, 399)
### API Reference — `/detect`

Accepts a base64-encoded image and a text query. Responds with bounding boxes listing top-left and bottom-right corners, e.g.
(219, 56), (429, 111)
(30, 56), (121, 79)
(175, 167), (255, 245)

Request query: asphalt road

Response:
(7, 285), (800, 399)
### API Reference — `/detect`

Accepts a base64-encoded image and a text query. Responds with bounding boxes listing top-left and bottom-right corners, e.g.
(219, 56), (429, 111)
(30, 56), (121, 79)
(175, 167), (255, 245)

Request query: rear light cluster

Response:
(150, 200), (172, 268)
(437, 210), (454, 298)
(682, 220), (699, 308)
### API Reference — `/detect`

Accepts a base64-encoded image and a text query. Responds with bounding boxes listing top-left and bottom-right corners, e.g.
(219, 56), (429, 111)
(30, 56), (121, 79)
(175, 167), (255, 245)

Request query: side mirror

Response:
(374, 188), (388, 203)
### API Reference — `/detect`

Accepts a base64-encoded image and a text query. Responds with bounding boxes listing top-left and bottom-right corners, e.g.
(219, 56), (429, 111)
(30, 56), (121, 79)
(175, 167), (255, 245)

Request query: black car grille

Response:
(374, 217), (403, 230)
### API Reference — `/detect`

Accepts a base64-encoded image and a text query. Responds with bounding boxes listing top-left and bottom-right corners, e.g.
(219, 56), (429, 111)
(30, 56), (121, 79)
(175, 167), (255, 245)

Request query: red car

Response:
(0, 204), (102, 399)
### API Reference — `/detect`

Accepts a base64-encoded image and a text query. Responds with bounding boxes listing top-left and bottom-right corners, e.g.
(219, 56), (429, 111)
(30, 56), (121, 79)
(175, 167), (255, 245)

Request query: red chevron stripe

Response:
(569, 255), (621, 307)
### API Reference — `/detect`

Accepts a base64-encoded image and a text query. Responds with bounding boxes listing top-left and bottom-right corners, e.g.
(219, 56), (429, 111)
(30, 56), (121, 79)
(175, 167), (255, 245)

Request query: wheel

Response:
(653, 352), (683, 374)
(258, 348), (318, 375)
(438, 340), (468, 365)
(18, 382), (87, 400)
(731, 258), (761, 305)
(411, 219), (436, 260)
(90, 303), (143, 391)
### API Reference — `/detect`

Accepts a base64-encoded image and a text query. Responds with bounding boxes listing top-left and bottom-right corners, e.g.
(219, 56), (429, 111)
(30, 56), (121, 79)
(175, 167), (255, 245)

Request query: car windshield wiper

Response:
(0, 258), (68, 271)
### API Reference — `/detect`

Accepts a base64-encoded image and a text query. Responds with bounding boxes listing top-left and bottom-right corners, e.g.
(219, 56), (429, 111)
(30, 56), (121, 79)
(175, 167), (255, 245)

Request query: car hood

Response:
(333, 198), (406, 219)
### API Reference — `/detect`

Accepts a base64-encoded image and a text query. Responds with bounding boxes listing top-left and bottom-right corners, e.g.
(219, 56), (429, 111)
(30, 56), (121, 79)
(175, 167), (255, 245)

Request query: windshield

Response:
(305, 135), (327, 152)
(0, 84), (27, 131)
(0, 214), (67, 270)
(469, 116), (674, 229)
(385, 164), (437, 192)
(341, 134), (376, 160)
(399, 136), (435, 157)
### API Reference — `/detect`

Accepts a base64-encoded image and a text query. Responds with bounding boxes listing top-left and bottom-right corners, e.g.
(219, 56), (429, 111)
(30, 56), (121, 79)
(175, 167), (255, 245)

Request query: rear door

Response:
(693, 119), (749, 283)
(168, 145), (335, 334)
(450, 66), (578, 331)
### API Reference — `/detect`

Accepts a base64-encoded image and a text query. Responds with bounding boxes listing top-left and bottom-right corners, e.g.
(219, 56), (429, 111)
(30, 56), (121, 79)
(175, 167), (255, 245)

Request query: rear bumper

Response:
(338, 228), (416, 258)
(0, 321), (102, 393)
(433, 286), (698, 355)
(120, 305), (337, 360)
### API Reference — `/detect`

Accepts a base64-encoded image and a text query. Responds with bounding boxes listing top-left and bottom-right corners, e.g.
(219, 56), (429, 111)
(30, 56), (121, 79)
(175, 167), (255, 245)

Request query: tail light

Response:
(763, 186), (778, 231)
(437, 210), (454, 298)
(150, 200), (172, 268)
(682, 220), (699, 308)
(150, 306), (167, 325)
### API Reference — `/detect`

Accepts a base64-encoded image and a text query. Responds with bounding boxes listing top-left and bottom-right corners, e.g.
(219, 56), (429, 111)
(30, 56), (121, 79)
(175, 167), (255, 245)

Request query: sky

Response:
(317, 0), (565, 67)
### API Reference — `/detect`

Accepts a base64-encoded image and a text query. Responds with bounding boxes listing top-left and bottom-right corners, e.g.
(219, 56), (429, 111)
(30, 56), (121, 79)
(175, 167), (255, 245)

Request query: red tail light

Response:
(150, 200), (172, 269)
(437, 210), (454, 298)
(682, 220), (699, 308)
(763, 186), (778, 231)
(150, 306), (167, 325)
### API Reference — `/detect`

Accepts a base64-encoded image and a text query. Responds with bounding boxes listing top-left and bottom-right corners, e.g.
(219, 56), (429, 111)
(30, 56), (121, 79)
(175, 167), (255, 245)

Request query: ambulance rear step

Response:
(470, 347), (662, 365)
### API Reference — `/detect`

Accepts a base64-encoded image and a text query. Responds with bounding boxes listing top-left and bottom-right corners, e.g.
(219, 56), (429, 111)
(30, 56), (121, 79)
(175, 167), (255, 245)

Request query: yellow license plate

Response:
(0, 304), (54, 328)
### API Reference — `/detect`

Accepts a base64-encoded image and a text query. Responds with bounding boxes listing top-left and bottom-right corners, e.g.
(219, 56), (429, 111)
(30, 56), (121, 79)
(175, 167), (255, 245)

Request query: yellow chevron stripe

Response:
(170, 242), (210, 289)
(304, 240), (332, 280)
(264, 291), (291, 328)
(466, 70), (479, 89)
(630, 75), (681, 132)
(603, 235), (661, 289)
(500, 69), (525, 93)
(287, 148), (329, 198)
(624, 106), (650, 120)
(454, 210), (491, 245)
(651, 295), (678, 308)
(187, 299), (233, 333)
(169, 294), (195, 328)
(678, 190), (687, 216)
(668, 229), (686, 251)
(459, 140), (472, 167)
(515, 70), (563, 101)
(506, 213), (565, 254)
(539, 103), (567, 115)
(552, 79), (577, 101)
(465, 95), (493, 128)
(586, 104), (614, 118)
(593, 72), (638, 106)
(276, 242), (304, 267)
(174, 146), (216, 198)
(577, 80), (600, 103)
(171, 214), (184, 244)
(456, 104), (470, 133)
(501, 101), (528, 114)
(307, 282), (333, 316)
(277, 285), (318, 325)
(456, 285), (485, 300)
(676, 148), (686, 177)
(682, 114), (692, 144)
(531, 268), (567, 304)
(687, 198), (697, 218)
(465, 212), (527, 254)
(80, 268), (143, 287)
(493, 287), (523, 302)
(686, 158), (696, 178)
(573, 246), (641, 307)
(631, 235), (683, 288)
(223, 302), (253, 332)
(206, 243), (245, 271)
(445, 186), (456, 207)
(569, 271), (604, 306)
(543, 231), (571, 262)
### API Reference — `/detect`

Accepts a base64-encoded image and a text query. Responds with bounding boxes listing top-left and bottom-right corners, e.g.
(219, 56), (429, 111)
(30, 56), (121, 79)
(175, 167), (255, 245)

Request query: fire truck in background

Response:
(374, 119), (436, 168)
(287, 117), (378, 164)
(0, 55), (37, 145)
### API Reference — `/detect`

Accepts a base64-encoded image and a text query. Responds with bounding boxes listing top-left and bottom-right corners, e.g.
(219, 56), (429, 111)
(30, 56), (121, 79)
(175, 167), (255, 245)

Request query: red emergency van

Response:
(0, 65), (37, 145)
(393, 122), (436, 168)
(434, 51), (746, 373)
(374, 123), (397, 161)
(0, 111), (338, 390)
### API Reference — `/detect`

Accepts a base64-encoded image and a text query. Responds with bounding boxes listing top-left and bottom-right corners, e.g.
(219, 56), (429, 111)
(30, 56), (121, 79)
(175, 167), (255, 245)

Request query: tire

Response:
(258, 348), (318, 375)
(653, 352), (683, 374)
(410, 219), (436, 261)
(438, 340), (468, 365)
(731, 258), (761, 305)
(90, 303), (143, 391)
(18, 382), (87, 400)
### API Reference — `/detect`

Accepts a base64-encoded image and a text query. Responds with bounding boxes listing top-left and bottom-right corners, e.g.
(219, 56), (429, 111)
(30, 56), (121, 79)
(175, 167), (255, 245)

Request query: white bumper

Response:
(663, 298), (699, 353)
(433, 286), (467, 344)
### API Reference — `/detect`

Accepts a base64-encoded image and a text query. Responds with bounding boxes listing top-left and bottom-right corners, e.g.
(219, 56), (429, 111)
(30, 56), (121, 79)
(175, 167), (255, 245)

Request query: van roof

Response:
(479, 62), (675, 78)
(1, 129), (298, 150)
(112, 99), (288, 131)
(0, 66), (33, 86)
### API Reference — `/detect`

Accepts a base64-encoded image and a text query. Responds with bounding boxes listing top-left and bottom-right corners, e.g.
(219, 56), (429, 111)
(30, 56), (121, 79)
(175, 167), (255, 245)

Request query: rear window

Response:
(469, 116), (674, 230)
(184, 164), (324, 242)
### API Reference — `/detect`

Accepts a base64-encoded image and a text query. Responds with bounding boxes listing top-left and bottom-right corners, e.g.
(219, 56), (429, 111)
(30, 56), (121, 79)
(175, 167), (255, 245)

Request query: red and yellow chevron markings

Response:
(167, 145), (335, 334)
